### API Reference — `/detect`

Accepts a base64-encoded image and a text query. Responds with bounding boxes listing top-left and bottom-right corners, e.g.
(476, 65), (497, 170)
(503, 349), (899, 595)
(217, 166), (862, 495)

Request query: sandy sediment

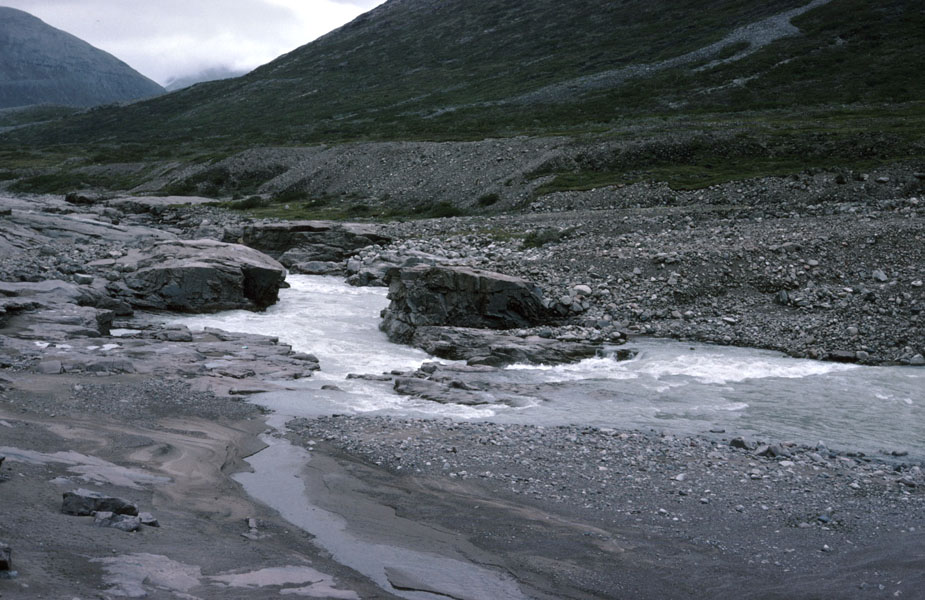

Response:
(0, 373), (391, 599)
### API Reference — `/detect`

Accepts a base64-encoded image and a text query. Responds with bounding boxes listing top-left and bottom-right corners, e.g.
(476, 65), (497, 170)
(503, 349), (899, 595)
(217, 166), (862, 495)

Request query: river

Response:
(165, 274), (924, 461)
(160, 274), (925, 600)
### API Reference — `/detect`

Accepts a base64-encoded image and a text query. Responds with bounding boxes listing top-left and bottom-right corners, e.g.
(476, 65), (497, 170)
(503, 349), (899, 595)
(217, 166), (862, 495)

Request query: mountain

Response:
(164, 66), (250, 92)
(0, 6), (164, 109)
(12, 0), (921, 148)
(3, 0), (923, 200)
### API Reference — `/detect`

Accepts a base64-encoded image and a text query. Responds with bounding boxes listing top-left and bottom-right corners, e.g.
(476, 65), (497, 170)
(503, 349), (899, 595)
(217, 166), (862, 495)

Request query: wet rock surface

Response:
(409, 325), (601, 367)
(0, 381), (384, 599)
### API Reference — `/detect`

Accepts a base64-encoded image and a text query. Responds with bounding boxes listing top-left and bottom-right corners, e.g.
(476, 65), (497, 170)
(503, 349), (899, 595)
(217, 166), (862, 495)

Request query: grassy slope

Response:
(2, 0), (923, 194)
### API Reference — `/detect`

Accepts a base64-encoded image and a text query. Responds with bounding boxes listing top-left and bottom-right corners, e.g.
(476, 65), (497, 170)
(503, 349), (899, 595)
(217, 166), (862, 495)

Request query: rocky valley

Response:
(0, 0), (923, 597)
(0, 171), (922, 597)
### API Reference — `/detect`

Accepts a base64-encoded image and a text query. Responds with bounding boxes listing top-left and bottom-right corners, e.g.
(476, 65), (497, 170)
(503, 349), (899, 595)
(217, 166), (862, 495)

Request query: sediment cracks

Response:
(0, 408), (264, 518)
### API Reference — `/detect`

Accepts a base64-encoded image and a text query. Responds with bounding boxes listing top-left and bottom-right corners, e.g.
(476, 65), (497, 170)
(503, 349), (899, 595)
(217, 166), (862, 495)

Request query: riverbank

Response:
(288, 415), (925, 599)
(2, 370), (921, 599)
(86, 164), (923, 365)
(0, 183), (922, 598)
(0, 375), (388, 599)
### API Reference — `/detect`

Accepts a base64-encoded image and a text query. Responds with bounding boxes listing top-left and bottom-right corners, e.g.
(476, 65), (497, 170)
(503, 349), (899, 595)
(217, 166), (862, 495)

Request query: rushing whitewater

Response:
(165, 275), (925, 460)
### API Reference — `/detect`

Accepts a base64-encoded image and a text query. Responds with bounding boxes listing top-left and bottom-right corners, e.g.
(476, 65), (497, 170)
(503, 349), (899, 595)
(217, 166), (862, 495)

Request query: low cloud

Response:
(1, 0), (384, 85)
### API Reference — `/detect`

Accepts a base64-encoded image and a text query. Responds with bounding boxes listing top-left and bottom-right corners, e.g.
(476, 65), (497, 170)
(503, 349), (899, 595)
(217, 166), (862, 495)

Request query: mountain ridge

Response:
(2, 0), (923, 200)
(0, 6), (164, 109)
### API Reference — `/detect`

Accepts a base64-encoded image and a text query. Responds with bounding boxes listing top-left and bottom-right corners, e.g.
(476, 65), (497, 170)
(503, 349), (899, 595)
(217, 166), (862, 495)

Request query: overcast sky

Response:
(2, 0), (385, 85)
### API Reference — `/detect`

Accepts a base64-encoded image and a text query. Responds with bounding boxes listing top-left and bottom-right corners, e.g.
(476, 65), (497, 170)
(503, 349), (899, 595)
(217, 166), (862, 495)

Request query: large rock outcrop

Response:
(380, 265), (551, 344)
(106, 239), (285, 313)
(238, 221), (390, 266)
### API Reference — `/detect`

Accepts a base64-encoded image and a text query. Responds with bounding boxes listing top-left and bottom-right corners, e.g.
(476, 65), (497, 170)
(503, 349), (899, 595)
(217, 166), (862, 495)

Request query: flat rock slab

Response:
(393, 377), (498, 406)
(411, 325), (598, 367)
(1, 303), (113, 340)
(0, 209), (175, 251)
(3, 324), (320, 392)
(114, 239), (285, 313)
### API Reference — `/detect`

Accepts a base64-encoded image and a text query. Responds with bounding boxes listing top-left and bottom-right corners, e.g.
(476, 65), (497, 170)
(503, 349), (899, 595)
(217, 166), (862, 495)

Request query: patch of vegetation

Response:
(477, 192), (501, 207)
(0, 105), (77, 128)
(411, 201), (467, 219)
(530, 107), (925, 193)
(163, 164), (286, 198)
(522, 227), (574, 248)
(9, 170), (143, 194)
(219, 194), (469, 222)
(227, 195), (269, 210)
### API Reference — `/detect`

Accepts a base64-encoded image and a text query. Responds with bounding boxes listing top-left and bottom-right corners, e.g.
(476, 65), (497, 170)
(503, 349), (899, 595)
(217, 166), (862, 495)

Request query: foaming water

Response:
(165, 275), (925, 459)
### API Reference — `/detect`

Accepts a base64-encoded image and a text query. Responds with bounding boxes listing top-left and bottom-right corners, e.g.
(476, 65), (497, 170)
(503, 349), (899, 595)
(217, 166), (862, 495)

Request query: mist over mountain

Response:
(0, 6), (164, 109)
(164, 66), (250, 92)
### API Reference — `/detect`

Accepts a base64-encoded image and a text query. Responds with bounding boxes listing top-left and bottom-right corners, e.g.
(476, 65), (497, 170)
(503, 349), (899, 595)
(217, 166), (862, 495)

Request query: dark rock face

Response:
(0, 7), (164, 108)
(380, 265), (550, 344)
(61, 489), (138, 516)
(410, 326), (598, 367)
(239, 221), (390, 262)
(114, 239), (285, 313)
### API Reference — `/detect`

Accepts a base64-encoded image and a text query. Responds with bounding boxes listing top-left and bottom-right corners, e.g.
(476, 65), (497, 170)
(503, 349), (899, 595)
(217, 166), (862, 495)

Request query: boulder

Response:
(346, 249), (448, 287)
(828, 350), (859, 363)
(287, 260), (344, 275)
(410, 326), (598, 367)
(138, 512), (160, 527)
(116, 239), (286, 312)
(61, 489), (138, 516)
(240, 221), (390, 260)
(0, 542), (10, 571)
(380, 265), (551, 344)
(93, 511), (142, 532)
(393, 377), (496, 405)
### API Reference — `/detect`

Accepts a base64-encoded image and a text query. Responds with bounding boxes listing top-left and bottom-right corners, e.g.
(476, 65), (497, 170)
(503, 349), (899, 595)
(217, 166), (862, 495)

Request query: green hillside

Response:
(8, 0), (922, 146)
(2, 0), (923, 197)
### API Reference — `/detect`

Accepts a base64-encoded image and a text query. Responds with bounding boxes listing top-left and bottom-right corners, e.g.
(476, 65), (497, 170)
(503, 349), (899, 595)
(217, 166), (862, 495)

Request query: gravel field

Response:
(288, 415), (925, 599)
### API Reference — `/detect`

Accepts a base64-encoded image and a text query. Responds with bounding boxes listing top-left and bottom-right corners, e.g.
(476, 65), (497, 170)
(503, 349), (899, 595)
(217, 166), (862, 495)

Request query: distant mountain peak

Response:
(0, 6), (164, 109)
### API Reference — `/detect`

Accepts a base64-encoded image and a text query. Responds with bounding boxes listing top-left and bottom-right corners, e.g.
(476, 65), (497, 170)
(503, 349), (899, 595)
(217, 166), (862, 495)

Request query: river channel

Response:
(165, 274), (924, 461)
(159, 274), (925, 599)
